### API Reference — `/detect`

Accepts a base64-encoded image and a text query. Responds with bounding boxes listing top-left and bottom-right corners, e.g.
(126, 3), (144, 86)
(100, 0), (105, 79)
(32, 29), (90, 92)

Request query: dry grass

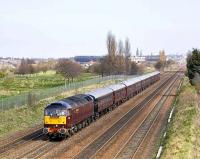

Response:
(161, 78), (200, 159)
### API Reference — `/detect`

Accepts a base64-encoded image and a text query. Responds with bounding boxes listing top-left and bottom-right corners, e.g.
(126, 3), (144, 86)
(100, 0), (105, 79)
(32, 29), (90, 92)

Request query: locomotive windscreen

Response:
(44, 104), (69, 116)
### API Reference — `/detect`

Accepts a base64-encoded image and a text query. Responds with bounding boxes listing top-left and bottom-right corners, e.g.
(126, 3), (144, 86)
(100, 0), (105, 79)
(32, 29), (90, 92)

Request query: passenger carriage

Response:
(107, 83), (127, 105)
(86, 87), (114, 117)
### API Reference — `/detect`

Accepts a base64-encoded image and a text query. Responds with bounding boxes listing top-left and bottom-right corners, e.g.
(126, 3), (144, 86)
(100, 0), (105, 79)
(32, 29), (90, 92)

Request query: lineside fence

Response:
(0, 75), (135, 111)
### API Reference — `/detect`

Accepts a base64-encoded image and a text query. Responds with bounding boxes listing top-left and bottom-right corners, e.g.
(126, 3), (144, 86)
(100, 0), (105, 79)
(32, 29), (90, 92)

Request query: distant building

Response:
(131, 56), (146, 64)
(74, 56), (100, 63)
(159, 50), (167, 62)
(73, 56), (100, 69)
(145, 50), (167, 63)
(0, 57), (21, 69)
(145, 55), (160, 63)
(80, 60), (96, 69)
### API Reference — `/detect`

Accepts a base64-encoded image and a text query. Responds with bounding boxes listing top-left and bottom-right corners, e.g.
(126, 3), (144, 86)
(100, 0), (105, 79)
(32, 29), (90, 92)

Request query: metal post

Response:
(1, 98), (3, 125)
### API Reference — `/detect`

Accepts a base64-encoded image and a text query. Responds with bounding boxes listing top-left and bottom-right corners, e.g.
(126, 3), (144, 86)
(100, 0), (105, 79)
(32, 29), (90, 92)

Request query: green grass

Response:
(0, 71), (96, 98)
(161, 78), (200, 159)
(0, 79), (116, 138)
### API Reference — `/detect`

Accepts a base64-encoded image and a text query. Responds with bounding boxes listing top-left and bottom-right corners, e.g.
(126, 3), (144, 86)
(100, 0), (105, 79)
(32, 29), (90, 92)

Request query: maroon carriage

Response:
(107, 84), (127, 105)
(86, 87), (114, 117)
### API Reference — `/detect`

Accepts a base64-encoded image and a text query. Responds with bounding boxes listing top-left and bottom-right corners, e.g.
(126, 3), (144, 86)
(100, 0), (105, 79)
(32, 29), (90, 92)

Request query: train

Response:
(43, 71), (160, 138)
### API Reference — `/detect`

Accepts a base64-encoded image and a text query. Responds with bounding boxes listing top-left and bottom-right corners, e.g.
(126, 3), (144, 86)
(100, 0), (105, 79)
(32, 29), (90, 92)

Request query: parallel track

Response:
(114, 75), (181, 159)
(0, 128), (43, 156)
(73, 72), (178, 159)
(132, 76), (183, 159)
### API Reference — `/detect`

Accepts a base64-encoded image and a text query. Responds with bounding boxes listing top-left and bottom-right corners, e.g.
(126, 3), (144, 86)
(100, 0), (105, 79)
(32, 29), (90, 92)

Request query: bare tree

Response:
(130, 61), (143, 75)
(107, 32), (117, 74)
(16, 58), (36, 74)
(96, 33), (132, 76)
(37, 61), (50, 73)
(56, 59), (82, 85)
(116, 40), (125, 74)
(124, 38), (131, 75)
(68, 62), (82, 81)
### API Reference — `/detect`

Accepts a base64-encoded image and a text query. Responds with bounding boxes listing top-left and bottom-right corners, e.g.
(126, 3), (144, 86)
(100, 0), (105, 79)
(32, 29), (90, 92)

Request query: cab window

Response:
(44, 106), (70, 116)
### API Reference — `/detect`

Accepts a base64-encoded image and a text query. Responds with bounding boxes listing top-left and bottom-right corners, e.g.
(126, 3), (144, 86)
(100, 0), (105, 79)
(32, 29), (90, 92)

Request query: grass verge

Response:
(161, 77), (200, 159)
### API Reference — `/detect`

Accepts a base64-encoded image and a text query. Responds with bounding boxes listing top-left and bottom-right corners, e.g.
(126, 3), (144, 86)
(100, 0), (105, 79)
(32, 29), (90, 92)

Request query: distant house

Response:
(131, 50), (167, 64)
(80, 60), (96, 69)
(131, 56), (146, 64)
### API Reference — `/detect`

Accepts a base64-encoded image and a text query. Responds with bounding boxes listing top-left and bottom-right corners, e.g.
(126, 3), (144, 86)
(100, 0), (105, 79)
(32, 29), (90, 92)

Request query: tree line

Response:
(15, 58), (56, 74)
(12, 32), (143, 82)
(90, 32), (142, 76)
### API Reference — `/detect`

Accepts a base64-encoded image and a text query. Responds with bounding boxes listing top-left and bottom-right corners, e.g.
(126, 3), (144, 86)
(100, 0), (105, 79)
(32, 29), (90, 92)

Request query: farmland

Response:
(0, 71), (97, 98)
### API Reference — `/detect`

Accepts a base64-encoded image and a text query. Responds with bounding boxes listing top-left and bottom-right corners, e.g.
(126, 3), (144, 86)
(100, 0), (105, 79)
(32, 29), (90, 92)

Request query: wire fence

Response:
(0, 75), (134, 111)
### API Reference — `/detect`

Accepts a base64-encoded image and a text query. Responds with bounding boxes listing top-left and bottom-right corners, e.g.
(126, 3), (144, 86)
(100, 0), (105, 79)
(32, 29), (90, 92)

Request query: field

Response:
(161, 78), (200, 159)
(0, 71), (97, 98)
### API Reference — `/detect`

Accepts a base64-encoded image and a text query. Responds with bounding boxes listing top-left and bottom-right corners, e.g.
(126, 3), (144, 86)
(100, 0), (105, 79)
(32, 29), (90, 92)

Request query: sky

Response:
(0, 0), (200, 58)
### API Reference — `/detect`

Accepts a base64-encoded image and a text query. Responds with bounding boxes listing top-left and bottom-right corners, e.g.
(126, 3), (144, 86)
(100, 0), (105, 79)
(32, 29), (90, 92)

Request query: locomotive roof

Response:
(45, 94), (92, 109)
(86, 87), (113, 99)
(45, 101), (72, 109)
(107, 83), (126, 91)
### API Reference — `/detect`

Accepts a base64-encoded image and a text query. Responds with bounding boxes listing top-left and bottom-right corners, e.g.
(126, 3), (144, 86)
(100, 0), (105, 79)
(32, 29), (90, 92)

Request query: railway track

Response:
(0, 128), (43, 155)
(114, 74), (182, 159)
(0, 72), (171, 159)
(132, 77), (183, 159)
(15, 140), (59, 159)
(73, 72), (179, 159)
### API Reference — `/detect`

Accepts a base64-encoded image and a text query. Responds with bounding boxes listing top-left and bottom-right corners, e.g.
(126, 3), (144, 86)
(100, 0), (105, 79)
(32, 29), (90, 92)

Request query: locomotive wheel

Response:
(78, 123), (82, 130)
(69, 129), (74, 136)
(82, 122), (86, 128)
(88, 118), (92, 124)
(85, 121), (89, 127)
(74, 125), (78, 132)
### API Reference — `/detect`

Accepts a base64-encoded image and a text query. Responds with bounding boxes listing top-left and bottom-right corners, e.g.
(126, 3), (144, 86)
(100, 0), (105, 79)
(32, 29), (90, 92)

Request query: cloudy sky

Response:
(0, 0), (199, 58)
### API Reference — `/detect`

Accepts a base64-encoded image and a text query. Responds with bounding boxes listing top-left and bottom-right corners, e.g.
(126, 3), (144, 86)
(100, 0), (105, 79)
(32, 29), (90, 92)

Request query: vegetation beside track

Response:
(0, 71), (96, 98)
(161, 77), (200, 159)
(0, 79), (117, 138)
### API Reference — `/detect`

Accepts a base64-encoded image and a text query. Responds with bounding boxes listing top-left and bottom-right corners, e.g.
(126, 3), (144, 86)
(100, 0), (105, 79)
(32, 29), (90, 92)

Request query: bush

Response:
(0, 71), (7, 78)
(187, 48), (200, 89)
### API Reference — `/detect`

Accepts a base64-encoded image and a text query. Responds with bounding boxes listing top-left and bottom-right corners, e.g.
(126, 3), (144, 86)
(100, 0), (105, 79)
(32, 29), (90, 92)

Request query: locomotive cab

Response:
(43, 102), (71, 138)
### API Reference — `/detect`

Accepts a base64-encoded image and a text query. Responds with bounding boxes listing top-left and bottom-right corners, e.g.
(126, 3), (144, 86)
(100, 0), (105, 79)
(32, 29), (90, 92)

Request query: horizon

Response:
(0, 0), (199, 58)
